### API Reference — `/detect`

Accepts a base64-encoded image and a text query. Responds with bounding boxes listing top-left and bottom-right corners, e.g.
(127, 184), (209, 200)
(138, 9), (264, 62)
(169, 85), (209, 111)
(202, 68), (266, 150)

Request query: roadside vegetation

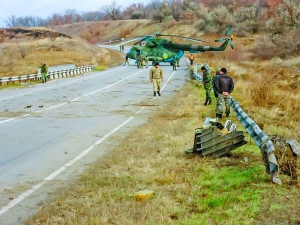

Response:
(25, 58), (300, 223)
(0, 0), (299, 224)
(0, 28), (123, 78)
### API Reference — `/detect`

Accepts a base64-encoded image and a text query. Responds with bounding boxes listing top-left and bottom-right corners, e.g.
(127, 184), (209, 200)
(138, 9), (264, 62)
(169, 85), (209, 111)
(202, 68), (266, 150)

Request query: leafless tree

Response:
(170, 0), (183, 21)
(5, 15), (17, 27)
(64, 9), (80, 24)
(81, 11), (104, 21)
(126, 3), (145, 19)
(102, 0), (122, 20)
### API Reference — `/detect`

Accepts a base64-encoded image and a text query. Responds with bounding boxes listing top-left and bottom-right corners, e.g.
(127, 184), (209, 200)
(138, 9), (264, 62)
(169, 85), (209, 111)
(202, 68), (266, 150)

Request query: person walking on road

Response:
(215, 68), (234, 118)
(124, 54), (130, 66)
(40, 62), (48, 83)
(201, 66), (212, 106)
(189, 54), (194, 66)
(150, 62), (164, 97)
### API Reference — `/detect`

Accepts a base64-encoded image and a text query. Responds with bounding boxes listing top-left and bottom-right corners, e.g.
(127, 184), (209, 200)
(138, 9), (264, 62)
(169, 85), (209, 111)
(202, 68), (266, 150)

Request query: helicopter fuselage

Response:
(126, 37), (229, 63)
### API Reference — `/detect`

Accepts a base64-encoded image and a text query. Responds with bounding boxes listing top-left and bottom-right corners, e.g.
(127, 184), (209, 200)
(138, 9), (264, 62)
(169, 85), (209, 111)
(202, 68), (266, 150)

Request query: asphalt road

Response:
(0, 57), (190, 224)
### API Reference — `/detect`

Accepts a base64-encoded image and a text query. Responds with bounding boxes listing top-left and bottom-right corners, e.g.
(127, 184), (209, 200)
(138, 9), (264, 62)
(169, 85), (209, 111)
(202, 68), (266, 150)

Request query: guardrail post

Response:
(0, 64), (97, 84)
(230, 97), (282, 184)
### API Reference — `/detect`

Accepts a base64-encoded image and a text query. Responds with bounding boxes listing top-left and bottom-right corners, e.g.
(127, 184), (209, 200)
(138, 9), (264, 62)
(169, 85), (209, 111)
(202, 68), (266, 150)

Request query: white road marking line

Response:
(152, 71), (176, 99)
(0, 70), (177, 216)
(0, 71), (143, 125)
(0, 108), (143, 216)
(0, 67), (124, 101)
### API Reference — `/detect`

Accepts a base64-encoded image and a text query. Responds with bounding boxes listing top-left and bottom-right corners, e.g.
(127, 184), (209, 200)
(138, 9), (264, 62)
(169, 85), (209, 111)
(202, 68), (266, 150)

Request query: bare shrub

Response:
(18, 43), (29, 58)
(250, 35), (275, 60)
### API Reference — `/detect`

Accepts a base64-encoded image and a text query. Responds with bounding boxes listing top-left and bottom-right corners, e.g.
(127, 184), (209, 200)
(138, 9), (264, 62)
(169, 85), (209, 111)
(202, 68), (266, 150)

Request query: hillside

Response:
(1, 20), (299, 225)
(1, 20), (300, 79)
(0, 27), (123, 78)
(53, 19), (203, 44)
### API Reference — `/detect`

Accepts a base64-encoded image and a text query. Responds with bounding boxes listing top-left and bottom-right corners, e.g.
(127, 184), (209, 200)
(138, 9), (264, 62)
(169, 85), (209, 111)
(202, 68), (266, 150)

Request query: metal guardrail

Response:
(193, 64), (203, 82)
(193, 63), (211, 82)
(230, 98), (279, 174)
(192, 66), (281, 183)
(0, 65), (97, 85)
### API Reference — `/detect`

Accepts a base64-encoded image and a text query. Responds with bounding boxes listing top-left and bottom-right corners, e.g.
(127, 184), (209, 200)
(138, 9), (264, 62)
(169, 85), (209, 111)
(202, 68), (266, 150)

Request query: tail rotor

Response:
(215, 26), (234, 49)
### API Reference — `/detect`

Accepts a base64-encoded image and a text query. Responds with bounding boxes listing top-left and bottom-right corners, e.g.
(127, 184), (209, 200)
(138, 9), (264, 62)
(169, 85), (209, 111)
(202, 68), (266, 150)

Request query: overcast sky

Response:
(0, 0), (148, 28)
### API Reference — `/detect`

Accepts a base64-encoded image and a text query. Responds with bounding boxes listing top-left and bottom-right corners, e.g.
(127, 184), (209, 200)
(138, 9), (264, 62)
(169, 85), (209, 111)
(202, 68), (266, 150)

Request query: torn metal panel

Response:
(286, 140), (300, 155)
(187, 119), (247, 157)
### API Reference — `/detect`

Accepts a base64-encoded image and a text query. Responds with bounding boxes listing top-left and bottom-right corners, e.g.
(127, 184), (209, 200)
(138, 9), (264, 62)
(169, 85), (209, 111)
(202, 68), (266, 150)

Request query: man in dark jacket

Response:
(215, 67), (234, 118)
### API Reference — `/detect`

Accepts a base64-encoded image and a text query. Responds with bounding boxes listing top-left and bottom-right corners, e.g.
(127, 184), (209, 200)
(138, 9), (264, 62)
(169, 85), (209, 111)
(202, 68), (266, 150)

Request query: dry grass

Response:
(1, 20), (299, 224)
(25, 79), (300, 225)
(0, 36), (123, 77)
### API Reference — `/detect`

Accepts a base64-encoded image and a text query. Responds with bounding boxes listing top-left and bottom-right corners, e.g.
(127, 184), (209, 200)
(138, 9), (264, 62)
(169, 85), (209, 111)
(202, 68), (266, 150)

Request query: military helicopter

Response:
(116, 26), (234, 65)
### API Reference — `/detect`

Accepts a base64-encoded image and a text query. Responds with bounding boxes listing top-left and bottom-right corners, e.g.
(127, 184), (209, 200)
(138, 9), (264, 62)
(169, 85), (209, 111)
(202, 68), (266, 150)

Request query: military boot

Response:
(157, 91), (161, 96)
(153, 91), (156, 97)
(203, 99), (208, 106)
(226, 113), (230, 117)
(216, 113), (222, 118)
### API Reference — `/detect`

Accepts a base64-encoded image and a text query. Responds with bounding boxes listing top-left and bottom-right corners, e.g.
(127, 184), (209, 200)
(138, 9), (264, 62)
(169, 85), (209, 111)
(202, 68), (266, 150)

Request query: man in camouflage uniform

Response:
(138, 55), (143, 69)
(214, 68), (234, 118)
(150, 62), (164, 96)
(176, 56), (180, 67)
(145, 56), (149, 69)
(172, 56), (177, 71)
(40, 62), (48, 83)
(201, 66), (212, 106)
(212, 68), (220, 109)
(124, 53), (130, 66)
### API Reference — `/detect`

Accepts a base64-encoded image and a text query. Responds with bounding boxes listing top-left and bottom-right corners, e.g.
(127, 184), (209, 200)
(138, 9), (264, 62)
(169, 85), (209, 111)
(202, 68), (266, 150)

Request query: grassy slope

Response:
(1, 20), (299, 224)
(25, 79), (300, 225)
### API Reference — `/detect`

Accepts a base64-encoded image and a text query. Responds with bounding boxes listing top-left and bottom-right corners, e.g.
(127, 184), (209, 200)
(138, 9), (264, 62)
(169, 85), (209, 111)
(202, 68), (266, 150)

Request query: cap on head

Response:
(220, 68), (227, 73)
(201, 66), (206, 71)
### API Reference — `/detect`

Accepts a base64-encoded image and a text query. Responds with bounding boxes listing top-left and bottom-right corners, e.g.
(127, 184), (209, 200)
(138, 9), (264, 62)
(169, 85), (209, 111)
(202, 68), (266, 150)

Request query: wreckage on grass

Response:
(264, 135), (300, 184)
(185, 118), (247, 157)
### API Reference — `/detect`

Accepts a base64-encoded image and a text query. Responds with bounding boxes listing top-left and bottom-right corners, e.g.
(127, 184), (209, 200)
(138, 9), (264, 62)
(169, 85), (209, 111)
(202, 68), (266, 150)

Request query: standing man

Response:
(150, 62), (164, 97)
(189, 54), (194, 65)
(40, 62), (48, 83)
(172, 57), (177, 71)
(145, 56), (149, 69)
(215, 68), (234, 118)
(176, 56), (180, 67)
(212, 68), (220, 99)
(124, 54), (130, 66)
(139, 55), (144, 69)
(201, 66), (212, 106)
(212, 68), (221, 110)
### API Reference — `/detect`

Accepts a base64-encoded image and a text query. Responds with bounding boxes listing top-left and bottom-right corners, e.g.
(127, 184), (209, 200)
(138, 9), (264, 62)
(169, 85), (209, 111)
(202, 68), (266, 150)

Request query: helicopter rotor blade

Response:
(215, 38), (227, 42)
(226, 26), (232, 37)
(114, 36), (153, 47)
(156, 34), (210, 43)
